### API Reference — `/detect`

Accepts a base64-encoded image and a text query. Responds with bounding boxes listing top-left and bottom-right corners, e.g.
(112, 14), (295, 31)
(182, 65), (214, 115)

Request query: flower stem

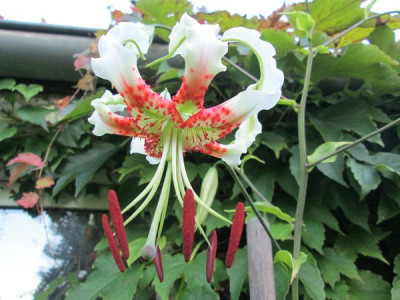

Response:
(224, 164), (281, 251)
(292, 39), (314, 300)
(306, 116), (400, 169)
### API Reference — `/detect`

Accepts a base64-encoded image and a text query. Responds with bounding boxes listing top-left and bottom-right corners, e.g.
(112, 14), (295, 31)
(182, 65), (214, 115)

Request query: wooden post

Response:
(246, 217), (276, 300)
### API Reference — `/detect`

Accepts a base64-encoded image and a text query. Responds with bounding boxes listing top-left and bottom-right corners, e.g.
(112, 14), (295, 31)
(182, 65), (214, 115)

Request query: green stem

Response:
(234, 167), (272, 205)
(320, 11), (400, 48)
(225, 164), (281, 251)
(306, 117), (400, 169)
(292, 38), (314, 300)
(222, 56), (258, 82)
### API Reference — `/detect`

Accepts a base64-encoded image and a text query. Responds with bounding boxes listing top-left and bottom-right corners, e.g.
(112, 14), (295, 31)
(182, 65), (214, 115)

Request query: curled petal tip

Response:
(225, 202), (245, 268)
(153, 247), (164, 282)
(182, 189), (196, 262)
(108, 190), (130, 260)
(206, 230), (218, 283)
(102, 214), (125, 272)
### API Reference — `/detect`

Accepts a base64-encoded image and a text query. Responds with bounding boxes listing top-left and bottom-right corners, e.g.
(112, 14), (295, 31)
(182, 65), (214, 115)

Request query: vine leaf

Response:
(347, 157), (381, 199)
(307, 141), (350, 166)
(65, 254), (143, 300)
(347, 270), (391, 300)
(12, 83), (43, 102)
(392, 254), (400, 299)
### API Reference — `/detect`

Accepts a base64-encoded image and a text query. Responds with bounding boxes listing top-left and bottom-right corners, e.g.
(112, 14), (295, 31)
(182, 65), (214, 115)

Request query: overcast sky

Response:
(1, 0), (398, 29)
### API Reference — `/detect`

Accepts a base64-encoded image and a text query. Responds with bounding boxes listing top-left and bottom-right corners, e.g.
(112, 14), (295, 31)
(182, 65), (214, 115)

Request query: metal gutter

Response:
(0, 20), (169, 82)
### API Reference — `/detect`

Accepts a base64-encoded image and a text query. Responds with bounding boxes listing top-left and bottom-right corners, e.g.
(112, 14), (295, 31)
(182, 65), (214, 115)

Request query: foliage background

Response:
(1, 0), (400, 299)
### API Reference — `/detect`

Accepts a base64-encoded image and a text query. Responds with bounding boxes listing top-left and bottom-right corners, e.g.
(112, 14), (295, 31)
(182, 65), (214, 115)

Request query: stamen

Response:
(182, 189), (196, 262)
(108, 190), (130, 260)
(102, 214), (125, 272)
(225, 202), (245, 268)
(206, 230), (218, 283)
(153, 246), (164, 282)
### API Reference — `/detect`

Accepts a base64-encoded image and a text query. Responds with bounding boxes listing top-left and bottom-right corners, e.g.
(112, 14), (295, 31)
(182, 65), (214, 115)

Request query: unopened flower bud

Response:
(141, 244), (157, 260)
(197, 167), (218, 224)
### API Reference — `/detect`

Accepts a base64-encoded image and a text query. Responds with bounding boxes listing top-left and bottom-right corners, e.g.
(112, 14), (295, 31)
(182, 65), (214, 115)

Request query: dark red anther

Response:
(108, 190), (130, 260)
(206, 230), (218, 283)
(153, 246), (164, 282)
(182, 189), (196, 262)
(225, 202), (245, 268)
(102, 214), (125, 272)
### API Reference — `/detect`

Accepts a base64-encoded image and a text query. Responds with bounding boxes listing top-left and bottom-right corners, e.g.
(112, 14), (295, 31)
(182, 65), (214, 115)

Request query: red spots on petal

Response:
(225, 202), (245, 268)
(182, 189), (196, 262)
(132, 67), (136, 71)
(189, 68), (195, 73)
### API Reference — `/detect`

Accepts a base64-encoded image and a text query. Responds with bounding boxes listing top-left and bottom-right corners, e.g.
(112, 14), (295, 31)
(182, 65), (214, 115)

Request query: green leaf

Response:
(305, 202), (343, 234)
(392, 254), (400, 299)
(269, 222), (293, 241)
(260, 131), (288, 159)
(153, 254), (187, 300)
(347, 157), (381, 199)
(0, 127), (17, 142)
(335, 225), (389, 263)
(347, 270), (391, 300)
(309, 99), (385, 145)
(368, 152), (400, 176)
(15, 105), (53, 131)
(325, 281), (350, 300)
(274, 262), (291, 300)
(285, 11), (315, 38)
(195, 11), (258, 32)
(302, 219), (325, 253)
(126, 237), (147, 266)
(298, 252), (325, 300)
(244, 202), (293, 224)
(65, 254), (142, 300)
(316, 153), (348, 187)
(12, 83), (43, 102)
(289, 145), (300, 184)
(274, 250), (307, 283)
(117, 154), (148, 182)
(60, 142), (119, 196)
(227, 247), (248, 300)
(369, 25), (400, 62)
(56, 119), (86, 148)
(307, 141), (350, 165)
(310, 0), (364, 34)
(318, 247), (360, 288)
(57, 90), (104, 124)
(136, 0), (193, 40)
(261, 29), (298, 56)
(0, 78), (16, 90)
(179, 285), (219, 300)
(312, 44), (400, 95)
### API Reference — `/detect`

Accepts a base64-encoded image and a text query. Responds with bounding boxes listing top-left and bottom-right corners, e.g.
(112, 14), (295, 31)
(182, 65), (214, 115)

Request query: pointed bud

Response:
(102, 214), (125, 272)
(153, 246), (164, 282)
(182, 189), (196, 262)
(108, 190), (130, 260)
(141, 244), (156, 260)
(206, 230), (218, 283)
(225, 202), (245, 268)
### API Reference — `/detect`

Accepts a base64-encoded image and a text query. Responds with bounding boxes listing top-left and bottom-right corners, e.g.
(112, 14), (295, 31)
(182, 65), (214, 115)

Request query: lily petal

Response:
(88, 91), (140, 137)
(222, 27), (284, 94)
(181, 88), (279, 154)
(170, 14), (228, 113)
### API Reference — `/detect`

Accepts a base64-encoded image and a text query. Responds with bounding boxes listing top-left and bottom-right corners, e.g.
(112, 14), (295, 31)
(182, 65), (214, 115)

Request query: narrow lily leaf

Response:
(242, 202), (293, 224)
(307, 141), (351, 166)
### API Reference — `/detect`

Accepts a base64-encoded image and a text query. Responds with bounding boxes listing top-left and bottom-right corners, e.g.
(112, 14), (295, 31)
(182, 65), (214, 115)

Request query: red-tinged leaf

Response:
(7, 152), (44, 167)
(56, 96), (70, 110)
(16, 192), (39, 208)
(206, 230), (218, 283)
(7, 163), (29, 186)
(108, 190), (130, 260)
(102, 214), (125, 272)
(225, 202), (245, 268)
(153, 246), (164, 282)
(35, 176), (54, 189)
(182, 189), (196, 262)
